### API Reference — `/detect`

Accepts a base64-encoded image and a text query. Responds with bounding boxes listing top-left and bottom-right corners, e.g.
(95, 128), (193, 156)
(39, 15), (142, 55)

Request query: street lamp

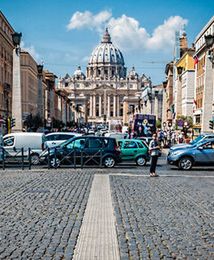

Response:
(11, 32), (22, 132)
(37, 64), (44, 124)
(12, 32), (22, 55)
(204, 34), (214, 64)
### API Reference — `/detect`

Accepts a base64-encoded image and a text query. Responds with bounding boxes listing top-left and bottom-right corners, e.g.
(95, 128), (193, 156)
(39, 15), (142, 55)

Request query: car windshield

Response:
(190, 135), (204, 145)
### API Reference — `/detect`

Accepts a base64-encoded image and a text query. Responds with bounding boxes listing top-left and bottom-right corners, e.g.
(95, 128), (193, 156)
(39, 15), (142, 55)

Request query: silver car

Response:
(45, 132), (82, 148)
(167, 138), (214, 170)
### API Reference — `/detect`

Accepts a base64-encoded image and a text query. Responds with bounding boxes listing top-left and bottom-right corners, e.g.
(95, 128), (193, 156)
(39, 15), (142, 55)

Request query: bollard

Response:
(54, 147), (57, 169)
(2, 147), (5, 170)
(74, 148), (76, 169)
(47, 148), (50, 169)
(28, 148), (31, 170)
(81, 149), (83, 169)
(21, 148), (24, 170)
(100, 149), (103, 168)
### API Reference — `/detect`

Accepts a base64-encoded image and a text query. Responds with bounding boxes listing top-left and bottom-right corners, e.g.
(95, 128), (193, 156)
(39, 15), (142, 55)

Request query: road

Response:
(0, 155), (213, 259)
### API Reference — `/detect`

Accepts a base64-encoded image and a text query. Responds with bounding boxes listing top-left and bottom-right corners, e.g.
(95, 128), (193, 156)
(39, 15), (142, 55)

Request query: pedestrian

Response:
(149, 133), (160, 177)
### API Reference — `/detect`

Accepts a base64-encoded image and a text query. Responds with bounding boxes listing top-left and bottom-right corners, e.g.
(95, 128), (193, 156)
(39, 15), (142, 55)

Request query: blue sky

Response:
(1, 0), (214, 84)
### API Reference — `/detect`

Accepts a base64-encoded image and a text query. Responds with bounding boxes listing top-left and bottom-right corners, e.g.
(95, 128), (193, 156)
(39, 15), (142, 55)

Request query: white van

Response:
(3, 132), (46, 165)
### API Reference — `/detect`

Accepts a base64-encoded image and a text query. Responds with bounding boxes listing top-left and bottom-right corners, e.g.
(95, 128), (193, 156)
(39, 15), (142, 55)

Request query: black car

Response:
(40, 136), (121, 168)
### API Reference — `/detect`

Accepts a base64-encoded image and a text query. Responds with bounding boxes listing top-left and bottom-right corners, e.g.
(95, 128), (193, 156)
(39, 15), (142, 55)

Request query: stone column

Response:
(37, 76), (44, 120)
(117, 95), (120, 117)
(99, 95), (102, 117)
(107, 95), (111, 117)
(12, 48), (22, 131)
(89, 95), (93, 117)
(154, 93), (159, 119)
(123, 100), (129, 124)
(202, 54), (213, 133)
(62, 99), (66, 124)
(113, 95), (116, 117)
(93, 95), (96, 117)
(103, 90), (107, 115)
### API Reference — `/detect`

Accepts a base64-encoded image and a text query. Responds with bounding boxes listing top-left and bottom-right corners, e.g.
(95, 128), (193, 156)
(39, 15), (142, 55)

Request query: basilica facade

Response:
(58, 29), (151, 125)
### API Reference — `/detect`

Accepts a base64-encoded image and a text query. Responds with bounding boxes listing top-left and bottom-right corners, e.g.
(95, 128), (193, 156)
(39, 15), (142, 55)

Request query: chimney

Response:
(179, 32), (188, 57)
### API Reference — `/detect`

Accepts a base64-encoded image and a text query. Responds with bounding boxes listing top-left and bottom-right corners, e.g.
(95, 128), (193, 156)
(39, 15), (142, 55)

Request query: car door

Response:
(62, 137), (87, 165)
(195, 141), (214, 164)
(121, 140), (138, 160)
(84, 138), (103, 165)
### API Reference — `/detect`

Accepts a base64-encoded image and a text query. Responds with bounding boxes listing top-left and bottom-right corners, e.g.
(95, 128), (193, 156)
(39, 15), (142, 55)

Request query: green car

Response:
(118, 139), (150, 166)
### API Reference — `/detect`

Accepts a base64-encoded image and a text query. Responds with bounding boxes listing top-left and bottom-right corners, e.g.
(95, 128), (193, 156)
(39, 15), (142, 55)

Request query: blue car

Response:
(167, 138), (214, 170)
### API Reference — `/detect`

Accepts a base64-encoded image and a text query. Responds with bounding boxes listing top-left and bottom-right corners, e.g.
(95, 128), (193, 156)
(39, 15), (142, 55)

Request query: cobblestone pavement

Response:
(110, 175), (214, 259)
(0, 160), (214, 260)
(0, 170), (94, 259)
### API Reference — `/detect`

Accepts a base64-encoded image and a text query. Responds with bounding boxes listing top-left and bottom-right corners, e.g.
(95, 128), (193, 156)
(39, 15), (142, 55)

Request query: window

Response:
(137, 142), (144, 148)
(88, 138), (103, 148)
(202, 141), (214, 149)
(4, 136), (14, 147)
(124, 141), (138, 149)
(72, 138), (87, 149)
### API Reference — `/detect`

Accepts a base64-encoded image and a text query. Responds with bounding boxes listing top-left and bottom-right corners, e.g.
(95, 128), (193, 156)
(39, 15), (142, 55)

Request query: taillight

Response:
(114, 145), (121, 152)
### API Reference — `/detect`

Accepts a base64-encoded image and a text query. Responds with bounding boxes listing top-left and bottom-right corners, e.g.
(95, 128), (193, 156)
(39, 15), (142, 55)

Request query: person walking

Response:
(149, 133), (160, 177)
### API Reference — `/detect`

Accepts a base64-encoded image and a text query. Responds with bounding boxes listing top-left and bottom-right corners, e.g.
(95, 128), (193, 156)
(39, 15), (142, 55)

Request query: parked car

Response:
(136, 136), (153, 145)
(45, 132), (82, 148)
(167, 138), (214, 170)
(170, 133), (214, 151)
(118, 139), (150, 166)
(3, 132), (46, 165)
(104, 132), (128, 140)
(40, 136), (121, 168)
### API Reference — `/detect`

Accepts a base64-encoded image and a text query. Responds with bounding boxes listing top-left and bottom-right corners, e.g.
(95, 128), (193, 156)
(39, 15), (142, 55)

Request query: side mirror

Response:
(198, 146), (203, 150)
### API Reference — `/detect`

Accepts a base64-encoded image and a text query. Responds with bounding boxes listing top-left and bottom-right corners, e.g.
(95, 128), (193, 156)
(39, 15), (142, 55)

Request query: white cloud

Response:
(67, 10), (188, 52)
(67, 10), (112, 32)
(108, 15), (188, 51)
(20, 41), (40, 62)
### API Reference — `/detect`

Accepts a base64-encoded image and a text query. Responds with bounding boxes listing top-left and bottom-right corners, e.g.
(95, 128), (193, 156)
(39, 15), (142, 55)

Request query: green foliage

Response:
(156, 119), (161, 129)
(176, 115), (193, 129)
(24, 113), (43, 131)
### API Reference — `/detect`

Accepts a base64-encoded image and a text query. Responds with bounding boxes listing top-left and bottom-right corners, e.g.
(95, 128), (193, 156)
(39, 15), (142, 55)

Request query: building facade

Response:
(175, 49), (195, 118)
(0, 11), (14, 132)
(20, 51), (38, 119)
(58, 29), (150, 126)
(194, 16), (214, 133)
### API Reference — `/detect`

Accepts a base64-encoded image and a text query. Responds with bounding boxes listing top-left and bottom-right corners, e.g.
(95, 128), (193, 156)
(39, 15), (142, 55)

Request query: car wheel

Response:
(50, 157), (60, 168)
(31, 154), (40, 165)
(136, 156), (147, 166)
(103, 156), (115, 168)
(178, 157), (193, 170)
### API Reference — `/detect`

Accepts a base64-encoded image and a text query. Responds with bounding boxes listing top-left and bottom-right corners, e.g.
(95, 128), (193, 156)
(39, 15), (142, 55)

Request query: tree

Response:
(24, 113), (43, 132)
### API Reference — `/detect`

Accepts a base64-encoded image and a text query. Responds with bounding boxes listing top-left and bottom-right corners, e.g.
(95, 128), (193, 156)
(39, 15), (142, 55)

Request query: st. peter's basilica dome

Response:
(87, 28), (126, 79)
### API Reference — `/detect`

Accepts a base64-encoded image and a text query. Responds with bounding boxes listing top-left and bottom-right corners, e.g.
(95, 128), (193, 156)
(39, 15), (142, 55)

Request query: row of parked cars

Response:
(0, 132), (151, 168)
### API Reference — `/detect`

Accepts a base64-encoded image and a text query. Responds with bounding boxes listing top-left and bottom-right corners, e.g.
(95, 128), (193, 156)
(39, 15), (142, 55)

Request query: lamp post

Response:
(12, 32), (22, 132)
(37, 64), (44, 123)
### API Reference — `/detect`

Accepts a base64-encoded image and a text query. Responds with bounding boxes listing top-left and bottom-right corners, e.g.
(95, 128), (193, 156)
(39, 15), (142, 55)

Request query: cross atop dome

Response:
(101, 28), (112, 43)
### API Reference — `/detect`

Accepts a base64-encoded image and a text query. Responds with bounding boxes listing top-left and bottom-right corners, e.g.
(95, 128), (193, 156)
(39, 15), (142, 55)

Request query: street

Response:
(0, 155), (213, 259)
